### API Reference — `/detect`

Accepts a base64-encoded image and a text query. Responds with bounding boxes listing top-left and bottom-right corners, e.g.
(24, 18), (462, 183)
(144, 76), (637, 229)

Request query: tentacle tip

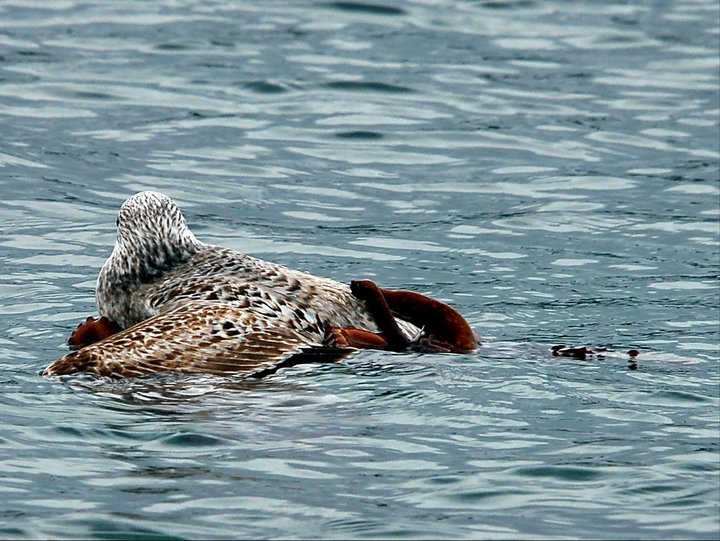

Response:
(350, 279), (377, 299)
(67, 315), (121, 350)
(323, 326), (351, 348)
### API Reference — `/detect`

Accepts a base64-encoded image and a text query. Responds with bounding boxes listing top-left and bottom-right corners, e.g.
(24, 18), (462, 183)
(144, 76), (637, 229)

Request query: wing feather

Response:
(43, 301), (346, 378)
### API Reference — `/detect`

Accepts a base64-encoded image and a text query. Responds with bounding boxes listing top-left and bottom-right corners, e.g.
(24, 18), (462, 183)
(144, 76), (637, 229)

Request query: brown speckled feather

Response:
(44, 301), (348, 378)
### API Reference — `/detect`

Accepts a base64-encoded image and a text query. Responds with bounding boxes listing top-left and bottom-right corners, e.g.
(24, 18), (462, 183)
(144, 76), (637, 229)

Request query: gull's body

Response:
(44, 191), (418, 378)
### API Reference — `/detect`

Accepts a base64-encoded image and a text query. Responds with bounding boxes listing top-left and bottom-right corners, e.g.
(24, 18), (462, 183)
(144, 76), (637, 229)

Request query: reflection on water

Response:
(0, 0), (718, 539)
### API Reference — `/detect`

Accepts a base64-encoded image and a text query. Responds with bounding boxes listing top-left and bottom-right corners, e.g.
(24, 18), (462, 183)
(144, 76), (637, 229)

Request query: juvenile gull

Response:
(43, 191), (425, 378)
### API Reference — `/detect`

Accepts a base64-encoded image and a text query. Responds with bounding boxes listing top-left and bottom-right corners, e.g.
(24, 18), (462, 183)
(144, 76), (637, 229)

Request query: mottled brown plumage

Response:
(46, 301), (348, 377)
(44, 191), (422, 378)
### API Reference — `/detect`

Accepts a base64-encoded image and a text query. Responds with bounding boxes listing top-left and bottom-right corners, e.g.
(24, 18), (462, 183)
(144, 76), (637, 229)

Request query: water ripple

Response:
(0, 0), (718, 539)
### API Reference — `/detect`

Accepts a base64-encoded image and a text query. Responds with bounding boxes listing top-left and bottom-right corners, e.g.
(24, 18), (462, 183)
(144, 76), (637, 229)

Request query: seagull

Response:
(43, 191), (476, 379)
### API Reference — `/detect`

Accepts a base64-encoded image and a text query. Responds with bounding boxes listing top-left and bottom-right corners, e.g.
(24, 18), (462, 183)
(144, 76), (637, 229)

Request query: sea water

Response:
(0, 1), (718, 539)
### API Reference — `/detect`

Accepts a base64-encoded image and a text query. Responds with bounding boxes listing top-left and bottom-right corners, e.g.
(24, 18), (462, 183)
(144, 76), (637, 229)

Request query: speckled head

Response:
(115, 191), (199, 252)
(97, 191), (204, 325)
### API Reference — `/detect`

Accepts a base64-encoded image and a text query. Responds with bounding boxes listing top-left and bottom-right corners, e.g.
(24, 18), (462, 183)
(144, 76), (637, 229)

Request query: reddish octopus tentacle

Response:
(323, 326), (391, 349)
(68, 316), (122, 350)
(344, 279), (478, 354)
(372, 282), (478, 354)
(349, 280), (411, 351)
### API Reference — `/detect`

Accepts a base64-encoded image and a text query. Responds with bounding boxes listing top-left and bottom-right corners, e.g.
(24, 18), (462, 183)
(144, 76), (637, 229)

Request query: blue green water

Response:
(0, 1), (718, 539)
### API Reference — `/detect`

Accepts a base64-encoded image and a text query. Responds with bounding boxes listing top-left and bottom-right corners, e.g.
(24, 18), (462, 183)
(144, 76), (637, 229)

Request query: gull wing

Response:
(43, 301), (351, 379)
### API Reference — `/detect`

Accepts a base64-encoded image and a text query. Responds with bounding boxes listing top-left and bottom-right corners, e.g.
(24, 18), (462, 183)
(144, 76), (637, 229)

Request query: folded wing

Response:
(43, 301), (347, 378)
